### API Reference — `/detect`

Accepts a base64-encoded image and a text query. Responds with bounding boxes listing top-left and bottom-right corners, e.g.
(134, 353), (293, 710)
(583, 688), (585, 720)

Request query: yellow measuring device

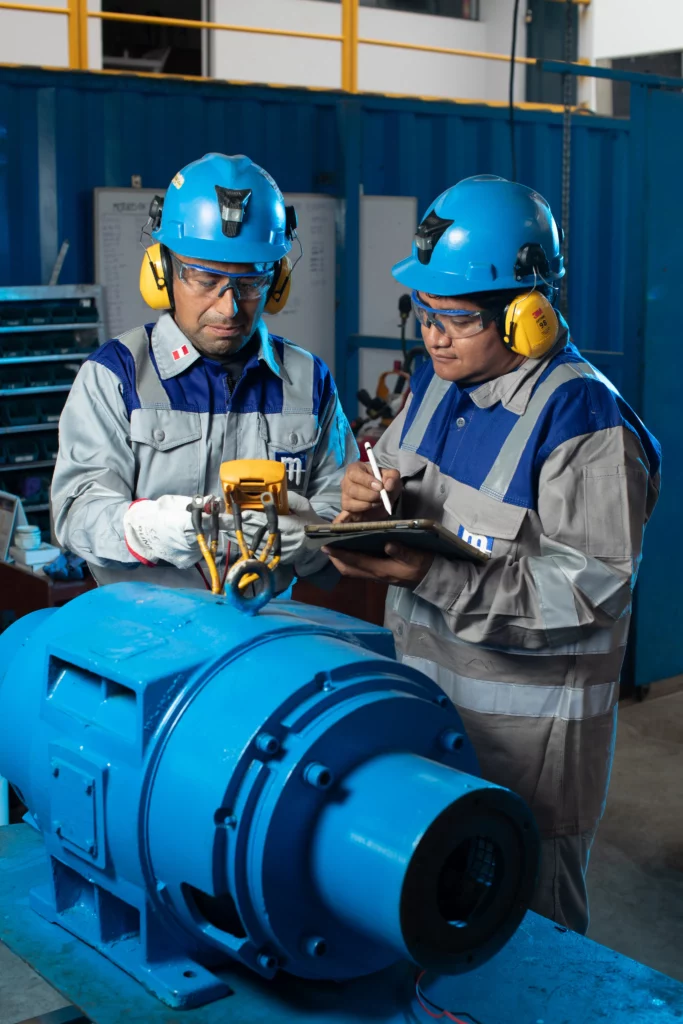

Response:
(219, 459), (289, 514)
(190, 461), (289, 606)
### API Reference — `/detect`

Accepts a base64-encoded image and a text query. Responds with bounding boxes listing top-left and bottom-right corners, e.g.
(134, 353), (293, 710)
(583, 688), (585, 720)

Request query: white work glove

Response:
(234, 491), (329, 575)
(123, 495), (208, 570)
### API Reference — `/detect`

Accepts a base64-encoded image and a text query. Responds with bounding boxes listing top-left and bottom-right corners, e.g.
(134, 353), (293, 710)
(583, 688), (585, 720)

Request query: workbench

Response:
(0, 559), (95, 623)
(1, 824), (681, 1024)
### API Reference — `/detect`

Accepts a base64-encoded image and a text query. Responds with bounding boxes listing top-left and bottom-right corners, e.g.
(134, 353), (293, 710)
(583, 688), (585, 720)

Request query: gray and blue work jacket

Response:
(373, 324), (661, 838)
(51, 314), (358, 589)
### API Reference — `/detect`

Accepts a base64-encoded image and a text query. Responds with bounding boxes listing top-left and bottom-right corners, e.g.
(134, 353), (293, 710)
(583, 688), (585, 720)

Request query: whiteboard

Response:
(359, 195), (417, 339)
(94, 188), (166, 340)
(358, 195), (419, 414)
(94, 189), (337, 370)
(263, 193), (336, 371)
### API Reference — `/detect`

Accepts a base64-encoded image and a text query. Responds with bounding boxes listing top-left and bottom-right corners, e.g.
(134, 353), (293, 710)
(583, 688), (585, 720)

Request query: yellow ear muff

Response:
(502, 291), (559, 359)
(264, 256), (292, 315)
(140, 242), (173, 310)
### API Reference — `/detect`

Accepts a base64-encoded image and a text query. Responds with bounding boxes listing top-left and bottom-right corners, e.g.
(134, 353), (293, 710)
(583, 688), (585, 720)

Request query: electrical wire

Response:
(508, 0), (522, 182)
(195, 562), (211, 591)
(221, 540), (232, 591)
(196, 532), (221, 593)
(415, 972), (486, 1024)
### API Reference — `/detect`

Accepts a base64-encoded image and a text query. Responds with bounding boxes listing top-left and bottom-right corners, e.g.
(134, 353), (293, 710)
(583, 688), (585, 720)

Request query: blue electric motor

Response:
(0, 584), (539, 1009)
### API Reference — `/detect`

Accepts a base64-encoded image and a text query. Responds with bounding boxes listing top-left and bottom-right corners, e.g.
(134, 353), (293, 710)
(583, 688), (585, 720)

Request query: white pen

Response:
(364, 441), (393, 516)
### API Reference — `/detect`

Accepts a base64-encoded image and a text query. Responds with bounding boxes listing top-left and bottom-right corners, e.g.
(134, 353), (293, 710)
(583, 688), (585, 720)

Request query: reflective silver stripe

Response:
(537, 536), (630, 618)
(117, 326), (171, 408)
(281, 344), (314, 415)
(400, 655), (618, 721)
(529, 555), (580, 631)
(400, 376), (453, 453)
(387, 585), (630, 657)
(481, 363), (584, 501)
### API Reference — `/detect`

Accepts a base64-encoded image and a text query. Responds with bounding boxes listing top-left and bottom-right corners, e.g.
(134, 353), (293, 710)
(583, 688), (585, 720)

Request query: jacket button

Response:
(154, 429), (165, 443)
(456, 417), (466, 428)
(439, 484), (446, 495)
(289, 432), (298, 444)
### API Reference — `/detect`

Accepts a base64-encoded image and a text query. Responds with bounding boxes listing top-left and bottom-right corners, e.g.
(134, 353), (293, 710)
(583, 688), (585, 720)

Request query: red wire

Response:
(415, 973), (470, 1024)
(195, 562), (210, 590)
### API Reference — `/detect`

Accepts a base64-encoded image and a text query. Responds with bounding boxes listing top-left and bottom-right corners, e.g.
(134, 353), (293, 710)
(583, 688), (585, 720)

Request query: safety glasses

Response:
(411, 291), (500, 339)
(171, 253), (274, 301)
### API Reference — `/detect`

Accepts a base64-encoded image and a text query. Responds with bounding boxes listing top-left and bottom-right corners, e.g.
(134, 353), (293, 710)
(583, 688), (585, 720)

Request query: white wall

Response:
(577, 0), (683, 113)
(212, 0), (526, 103)
(0, 0), (70, 67)
(0, 0), (525, 102)
(0, 1), (102, 71)
(212, 0), (342, 89)
(590, 0), (683, 61)
(479, 0), (527, 104)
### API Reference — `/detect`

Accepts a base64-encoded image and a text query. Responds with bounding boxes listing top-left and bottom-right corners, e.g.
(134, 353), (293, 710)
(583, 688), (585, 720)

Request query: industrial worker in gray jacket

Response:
(51, 153), (357, 590)
(325, 176), (661, 934)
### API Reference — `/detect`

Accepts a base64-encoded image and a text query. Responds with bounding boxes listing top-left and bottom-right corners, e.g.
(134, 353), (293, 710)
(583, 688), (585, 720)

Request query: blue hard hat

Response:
(154, 153), (293, 265)
(393, 175), (564, 297)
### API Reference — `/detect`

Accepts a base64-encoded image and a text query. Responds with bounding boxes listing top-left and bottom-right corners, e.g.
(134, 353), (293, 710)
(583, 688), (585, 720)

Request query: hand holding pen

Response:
(364, 442), (393, 516)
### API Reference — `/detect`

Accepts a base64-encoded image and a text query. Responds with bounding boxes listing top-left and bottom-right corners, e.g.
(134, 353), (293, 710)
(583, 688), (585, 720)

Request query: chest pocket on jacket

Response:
(441, 482), (527, 560)
(265, 414), (320, 492)
(130, 408), (202, 500)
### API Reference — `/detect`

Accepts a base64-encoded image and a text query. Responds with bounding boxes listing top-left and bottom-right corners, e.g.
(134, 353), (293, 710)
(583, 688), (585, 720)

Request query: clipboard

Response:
(0, 491), (28, 562)
(304, 519), (491, 564)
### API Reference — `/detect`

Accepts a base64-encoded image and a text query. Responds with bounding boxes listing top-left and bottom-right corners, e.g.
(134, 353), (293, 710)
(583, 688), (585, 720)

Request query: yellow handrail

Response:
(0, 1), (66, 13)
(0, 0), (592, 108)
(88, 9), (344, 45)
(359, 36), (536, 66)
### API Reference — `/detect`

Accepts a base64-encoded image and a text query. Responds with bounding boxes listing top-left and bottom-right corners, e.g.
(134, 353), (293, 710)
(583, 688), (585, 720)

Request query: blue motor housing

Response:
(0, 584), (539, 1009)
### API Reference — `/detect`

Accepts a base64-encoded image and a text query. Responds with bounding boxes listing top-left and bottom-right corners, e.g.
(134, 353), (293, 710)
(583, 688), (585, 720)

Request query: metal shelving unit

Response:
(0, 322), (100, 334)
(0, 285), (105, 539)
(0, 460), (56, 472)
(0, 386), (74, 397)
(0, 354), (90, 365)
(0, 423), (59, 435)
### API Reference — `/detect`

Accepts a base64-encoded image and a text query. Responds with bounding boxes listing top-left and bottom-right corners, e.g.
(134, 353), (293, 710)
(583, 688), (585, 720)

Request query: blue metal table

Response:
(1, 825), (682, 1024)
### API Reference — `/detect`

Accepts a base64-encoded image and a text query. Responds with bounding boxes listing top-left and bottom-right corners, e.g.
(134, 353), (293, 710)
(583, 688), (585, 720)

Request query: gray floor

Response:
(1, 682), (682, 1023)
(587, 681), (683, 982)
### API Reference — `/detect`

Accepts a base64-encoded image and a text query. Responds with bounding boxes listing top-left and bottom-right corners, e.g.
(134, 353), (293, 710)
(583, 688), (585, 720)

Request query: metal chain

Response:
(559, 0), (573, 315)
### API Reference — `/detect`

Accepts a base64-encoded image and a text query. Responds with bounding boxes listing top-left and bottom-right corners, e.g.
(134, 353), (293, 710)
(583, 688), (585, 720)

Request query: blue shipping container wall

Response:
(0, 68), (630, 392)
(4, 66), (680, 690)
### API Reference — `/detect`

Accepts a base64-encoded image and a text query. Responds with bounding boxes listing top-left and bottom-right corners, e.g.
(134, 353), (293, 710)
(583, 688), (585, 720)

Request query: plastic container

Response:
(50, 302), (74, 324)
(51, 363), (78, 387)
(26, 303), (51, 326)
(29, 365), (54, 389)
(40, 396), (66, 423)
(4, 438), (40, 464)
(6, 399), (40, 426)
(1, 366), (27, 390)
(13, 525), (42, 551)
(39, 435), (59, 461)
(1, 335), (26, 358)
(76, 298), (99, 323)
(0, 304), (25, 327)
(54, 329), (98, 356)
(25, 335), (54, 358)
